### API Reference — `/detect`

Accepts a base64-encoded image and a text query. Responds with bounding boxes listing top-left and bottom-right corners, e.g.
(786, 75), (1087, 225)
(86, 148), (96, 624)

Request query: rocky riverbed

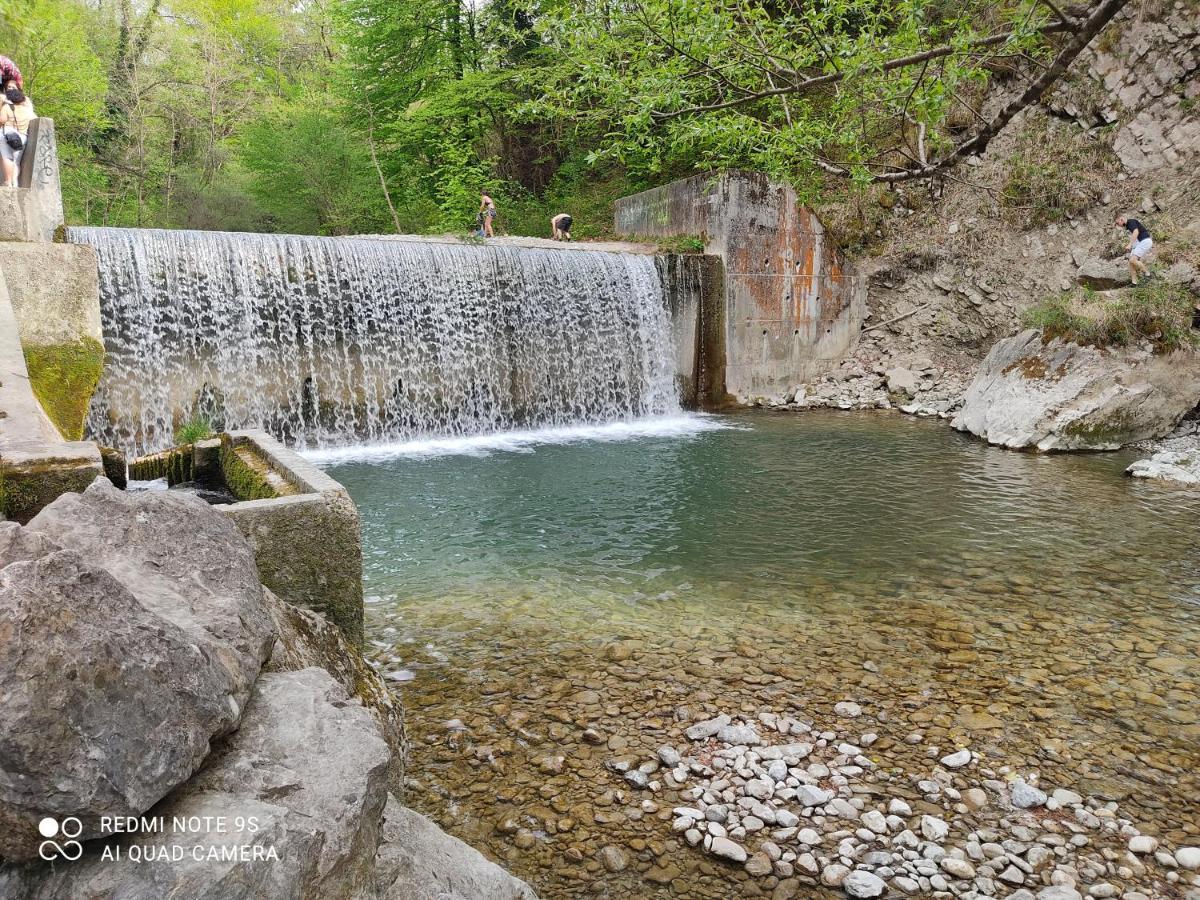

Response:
(365, 569), (1200, 899)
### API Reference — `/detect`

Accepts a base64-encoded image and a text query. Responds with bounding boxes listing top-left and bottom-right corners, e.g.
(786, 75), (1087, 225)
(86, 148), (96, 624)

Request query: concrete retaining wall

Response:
(615, 171), (866, 401)
(0, 267), (102, 522)
(220, 432), (364, 647)
(658, 254), (728, 408)
(0, 119), (65, 243)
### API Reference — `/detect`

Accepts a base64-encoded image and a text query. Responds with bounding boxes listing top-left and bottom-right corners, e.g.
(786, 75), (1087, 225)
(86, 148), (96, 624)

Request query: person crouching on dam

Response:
(551, 213), (573, 241)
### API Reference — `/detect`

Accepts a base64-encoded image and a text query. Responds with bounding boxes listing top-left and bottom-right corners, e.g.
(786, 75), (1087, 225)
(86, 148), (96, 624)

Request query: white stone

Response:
(1011, 780), (1047, 809)
(1128, 835), (1158, 854)
(860, 810), (888, 834)
(888, 798), (912, 817)
(1176, 847), (1200, 870)
(940, 749), (971, 769)
(821, 863), (850, 887)
(842, 870), (887, 898)
(920, 815), (949, 842)
(709, 836), (747, 862)
(797, 785), (833, 807)
(833, 701), (862, 718)
(941, 857), (975, 879)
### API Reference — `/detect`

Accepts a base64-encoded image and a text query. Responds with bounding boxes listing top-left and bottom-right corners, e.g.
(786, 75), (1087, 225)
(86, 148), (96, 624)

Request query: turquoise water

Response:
(322, 411), (1200, 898)
(326, 411), (1200, 609)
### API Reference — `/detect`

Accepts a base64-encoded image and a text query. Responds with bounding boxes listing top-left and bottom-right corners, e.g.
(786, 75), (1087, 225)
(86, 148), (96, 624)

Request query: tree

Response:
(531, 0), (1130, 187)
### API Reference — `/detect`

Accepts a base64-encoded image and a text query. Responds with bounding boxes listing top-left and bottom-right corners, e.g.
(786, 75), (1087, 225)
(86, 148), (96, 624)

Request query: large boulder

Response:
(0, 668), (392, 899)
(27, 478), (274, 707)
(263, 589), (408, 787)
(0, 545), (256, 860)
(953, 329), (1200, 450)
(375, 797), (538, 900)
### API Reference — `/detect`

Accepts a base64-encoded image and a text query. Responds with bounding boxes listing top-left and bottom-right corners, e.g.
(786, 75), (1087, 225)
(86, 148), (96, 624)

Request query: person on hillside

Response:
(551, 212), (573, 241)
(0, 78), (35, 188)
(1116, 214), (1153, 285)
(0, 57), (22, 90)
(479, 191), (496, 238)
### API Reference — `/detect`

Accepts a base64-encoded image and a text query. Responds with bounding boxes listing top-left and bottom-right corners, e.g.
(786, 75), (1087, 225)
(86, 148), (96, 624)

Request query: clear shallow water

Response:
(325, 411), (1200, 898)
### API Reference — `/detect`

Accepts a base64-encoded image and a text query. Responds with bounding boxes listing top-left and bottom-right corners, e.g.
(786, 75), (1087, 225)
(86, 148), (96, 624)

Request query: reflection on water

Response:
(327, 411), (1200, 898)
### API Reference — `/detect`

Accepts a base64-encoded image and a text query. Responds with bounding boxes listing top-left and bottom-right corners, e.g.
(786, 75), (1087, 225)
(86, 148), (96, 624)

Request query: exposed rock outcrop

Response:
(0, 543), (257, 860)
(264, 589), (408, 786)
(0, 668), (392, 899)
(375, 797), (538, 900)
(953, 329), (1200, 450)
(1127, 450), (1200, 485)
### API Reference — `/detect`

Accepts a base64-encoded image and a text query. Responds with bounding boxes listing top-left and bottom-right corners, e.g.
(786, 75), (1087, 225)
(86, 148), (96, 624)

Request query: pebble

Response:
(1176, 847), (1200, 870)
(709, 836), (747, 863)
(797, 785), (833, 807)
(657, 745), (681, 766)
(888, 798), (912, 816)
(833, 701), (862, 718)
(941, 749), (971, 768)
(1128, 835), (1158, 854)
(843, 870), (887, 897)
(861, 810), (888, 834)
(921, 815), (950, 842)
(1012, 780), (1048, 809)
(941, 857), (975, 879)
(596, 845), (628, 872)
(821, 863), (850, 887)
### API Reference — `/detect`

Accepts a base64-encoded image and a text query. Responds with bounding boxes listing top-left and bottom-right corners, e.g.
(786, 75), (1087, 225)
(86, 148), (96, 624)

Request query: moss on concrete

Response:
(22, 337), (104, 441)
(129, 446), (194, 485)
(0, 461), (97, 523)
(220, 436), (283, 501)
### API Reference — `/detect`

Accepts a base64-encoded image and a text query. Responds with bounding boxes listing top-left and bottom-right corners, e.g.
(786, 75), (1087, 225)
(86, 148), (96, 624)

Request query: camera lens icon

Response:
(37, 816), (84, 860)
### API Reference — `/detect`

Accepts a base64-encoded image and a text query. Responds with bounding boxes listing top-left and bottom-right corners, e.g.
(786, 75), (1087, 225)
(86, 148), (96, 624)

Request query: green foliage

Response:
(175, 416), (215, 445)
(1024, 282), (1200, 353)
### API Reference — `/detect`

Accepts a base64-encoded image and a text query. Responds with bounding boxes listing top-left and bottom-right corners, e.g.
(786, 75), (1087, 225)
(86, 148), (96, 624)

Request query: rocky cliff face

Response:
(802, 0), (1200, 420)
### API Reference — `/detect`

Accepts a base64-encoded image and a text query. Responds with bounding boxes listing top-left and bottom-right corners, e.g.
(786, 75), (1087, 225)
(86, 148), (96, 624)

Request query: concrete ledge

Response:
(221, 431), (364, 647)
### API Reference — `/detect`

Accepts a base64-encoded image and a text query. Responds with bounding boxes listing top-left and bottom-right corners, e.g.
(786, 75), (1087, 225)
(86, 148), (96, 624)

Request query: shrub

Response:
(175, 416), (215, 445)
(1023, 282), (1199, 353)
(1000, 117), (1116, 226)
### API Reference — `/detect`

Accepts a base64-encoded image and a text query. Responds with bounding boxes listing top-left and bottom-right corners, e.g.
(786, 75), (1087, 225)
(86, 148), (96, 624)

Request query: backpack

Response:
(3, 102), (24, 151)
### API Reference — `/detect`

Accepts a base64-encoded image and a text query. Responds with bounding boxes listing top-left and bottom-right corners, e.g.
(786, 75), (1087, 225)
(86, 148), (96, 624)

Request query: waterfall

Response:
(71, 228), (681, 457)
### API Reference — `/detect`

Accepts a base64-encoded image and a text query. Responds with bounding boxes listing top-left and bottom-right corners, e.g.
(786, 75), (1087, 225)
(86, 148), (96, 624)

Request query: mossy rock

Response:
(22, 337), (105, 441)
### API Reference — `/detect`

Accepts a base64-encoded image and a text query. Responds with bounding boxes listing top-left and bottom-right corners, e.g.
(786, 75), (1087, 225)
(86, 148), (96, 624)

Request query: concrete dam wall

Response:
(615, 170), (866, 401)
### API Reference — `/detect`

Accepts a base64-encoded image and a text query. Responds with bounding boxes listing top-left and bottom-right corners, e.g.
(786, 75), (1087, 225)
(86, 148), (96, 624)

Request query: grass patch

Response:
(175, 416), (214, 444)
(1023, 281), (1200, 353)
(1000, 116), (1116, 226)
(654, 234), (707, 254)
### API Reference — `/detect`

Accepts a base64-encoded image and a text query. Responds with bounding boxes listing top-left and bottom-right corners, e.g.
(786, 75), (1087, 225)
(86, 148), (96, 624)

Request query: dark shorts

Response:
(557, 216), (572, 232)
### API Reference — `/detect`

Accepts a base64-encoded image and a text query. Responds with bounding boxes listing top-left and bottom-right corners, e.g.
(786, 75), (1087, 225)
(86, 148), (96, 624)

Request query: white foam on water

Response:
(302, 414), (739, 464)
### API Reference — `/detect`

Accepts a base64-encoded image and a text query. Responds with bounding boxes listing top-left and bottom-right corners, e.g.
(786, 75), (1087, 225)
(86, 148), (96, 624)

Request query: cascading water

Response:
(71, 228), (681, 457)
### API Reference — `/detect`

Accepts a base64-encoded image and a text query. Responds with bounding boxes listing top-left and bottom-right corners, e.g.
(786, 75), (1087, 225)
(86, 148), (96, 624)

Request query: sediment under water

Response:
(71, 227), (678, 457)
(321, 411), (1200, 899)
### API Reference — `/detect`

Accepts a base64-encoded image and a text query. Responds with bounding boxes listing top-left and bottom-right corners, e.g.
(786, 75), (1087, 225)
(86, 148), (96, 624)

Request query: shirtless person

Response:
(479, 191), (496, 238)
(551, 212), (572, 241)
(1115, 214), (1153, 285)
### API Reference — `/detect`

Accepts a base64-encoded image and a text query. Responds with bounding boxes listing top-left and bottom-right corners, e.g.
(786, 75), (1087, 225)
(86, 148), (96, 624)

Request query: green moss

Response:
(129, 446), (193, 485)
(0, 461), (97, 523)
(22, 337), (105, 441)
(219, 436), (283, 501)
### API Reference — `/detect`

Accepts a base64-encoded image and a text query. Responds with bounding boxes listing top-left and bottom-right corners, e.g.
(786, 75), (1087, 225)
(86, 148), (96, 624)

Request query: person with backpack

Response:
(0, 77), (34, 187)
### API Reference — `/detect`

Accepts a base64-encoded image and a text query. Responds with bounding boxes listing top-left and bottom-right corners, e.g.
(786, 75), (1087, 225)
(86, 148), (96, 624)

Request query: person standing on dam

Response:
(479, 191), (497, 238)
